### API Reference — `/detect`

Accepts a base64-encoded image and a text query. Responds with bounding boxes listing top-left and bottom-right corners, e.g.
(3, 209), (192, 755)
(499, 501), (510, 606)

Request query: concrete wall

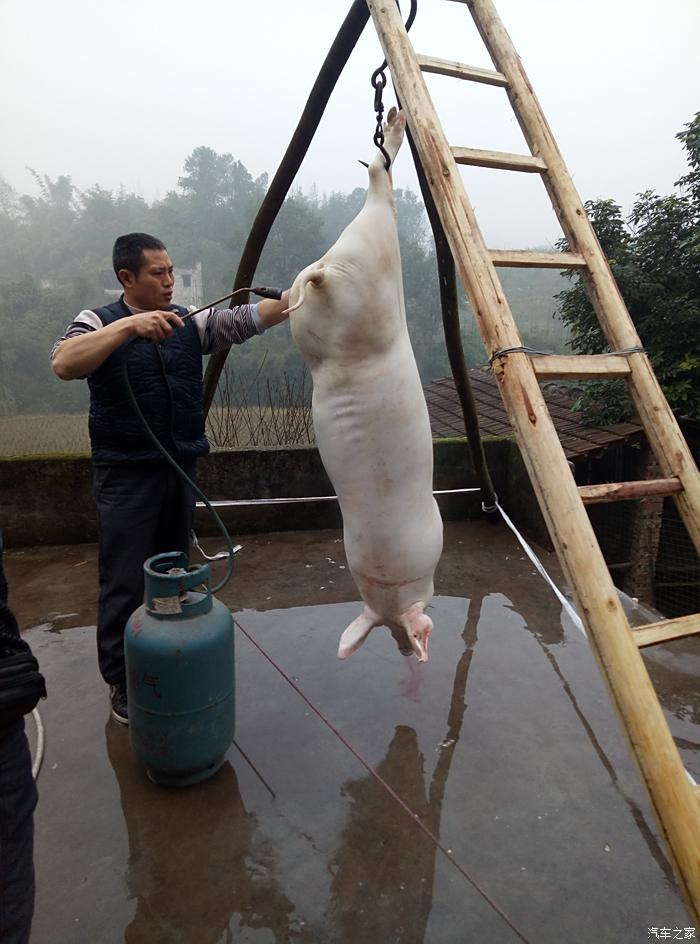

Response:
(0, 438), (539, 549)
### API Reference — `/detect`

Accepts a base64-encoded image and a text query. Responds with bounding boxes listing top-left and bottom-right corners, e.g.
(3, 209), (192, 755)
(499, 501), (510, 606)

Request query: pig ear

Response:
(337, 610), (377, 659)
(286, 263), (326, 314)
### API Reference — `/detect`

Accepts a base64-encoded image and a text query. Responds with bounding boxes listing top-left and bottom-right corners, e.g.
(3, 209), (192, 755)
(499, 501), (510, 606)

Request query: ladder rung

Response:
(632, 613), (700, 649)
(451, 147), (546, 173)
(489, 250), (586, 269)
(579, 478), (683, 504)
(532, 354), (632, 380)
(416, 54), (508, 87)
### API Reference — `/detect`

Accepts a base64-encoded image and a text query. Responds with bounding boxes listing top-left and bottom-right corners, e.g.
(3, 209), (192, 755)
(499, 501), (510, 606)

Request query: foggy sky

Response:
(1, 0), (698, 249)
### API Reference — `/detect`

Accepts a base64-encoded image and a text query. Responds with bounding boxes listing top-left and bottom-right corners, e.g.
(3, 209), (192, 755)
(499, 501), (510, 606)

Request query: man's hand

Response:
(258, 290), (291, 329)
(129, 310), (184, 342)
(53, 309), (185, 380)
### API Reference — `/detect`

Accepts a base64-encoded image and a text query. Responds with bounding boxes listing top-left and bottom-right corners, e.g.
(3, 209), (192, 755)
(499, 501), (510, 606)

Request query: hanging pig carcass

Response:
(288, 107), (443, 662)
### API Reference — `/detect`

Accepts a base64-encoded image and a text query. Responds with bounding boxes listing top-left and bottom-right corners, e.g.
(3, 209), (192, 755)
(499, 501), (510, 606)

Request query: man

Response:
(52, 233), (290, 724)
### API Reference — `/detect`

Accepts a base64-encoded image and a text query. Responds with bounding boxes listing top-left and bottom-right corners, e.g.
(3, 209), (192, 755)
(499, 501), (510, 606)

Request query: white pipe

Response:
(31, 707), (45, 780)
(196, 487), (481, 509)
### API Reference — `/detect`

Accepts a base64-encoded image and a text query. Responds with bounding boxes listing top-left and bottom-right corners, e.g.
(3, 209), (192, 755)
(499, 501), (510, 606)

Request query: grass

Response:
(0, 407), (315, 457)
(0, 413), (91, 457)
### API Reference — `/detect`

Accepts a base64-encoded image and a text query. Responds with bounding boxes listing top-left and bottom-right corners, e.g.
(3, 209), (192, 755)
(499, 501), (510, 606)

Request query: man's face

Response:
(120, 249), (174, 310)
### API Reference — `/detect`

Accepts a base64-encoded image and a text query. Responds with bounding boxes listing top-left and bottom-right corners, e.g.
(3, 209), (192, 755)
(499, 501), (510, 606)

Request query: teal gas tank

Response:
(125, 551), (235, 787)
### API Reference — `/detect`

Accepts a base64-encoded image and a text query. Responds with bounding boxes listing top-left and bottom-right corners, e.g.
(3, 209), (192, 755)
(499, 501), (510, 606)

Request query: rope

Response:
(491, 500), (700, 787)
(234, 617), (531, 944)
(488, 345), (646, 367)
(489, 499), (586, 636)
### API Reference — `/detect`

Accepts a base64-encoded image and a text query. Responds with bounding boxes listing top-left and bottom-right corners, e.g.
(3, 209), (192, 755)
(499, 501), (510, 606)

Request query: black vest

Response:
(87, 297), (209, 463)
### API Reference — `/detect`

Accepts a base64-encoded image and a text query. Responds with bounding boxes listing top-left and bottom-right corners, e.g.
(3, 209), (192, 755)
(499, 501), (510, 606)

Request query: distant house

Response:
(101, 262), (203, 308)
(173, 262), (203, 309)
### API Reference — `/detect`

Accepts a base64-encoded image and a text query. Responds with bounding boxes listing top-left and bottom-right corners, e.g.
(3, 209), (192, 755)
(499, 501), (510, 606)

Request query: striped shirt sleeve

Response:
(50, 309), (102, 361)
(51, 303), (266, 362)
(196, 303), (265, 356)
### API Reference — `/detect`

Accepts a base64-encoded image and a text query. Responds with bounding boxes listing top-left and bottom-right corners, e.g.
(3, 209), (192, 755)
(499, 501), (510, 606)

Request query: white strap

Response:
(493, 499), (586, 636)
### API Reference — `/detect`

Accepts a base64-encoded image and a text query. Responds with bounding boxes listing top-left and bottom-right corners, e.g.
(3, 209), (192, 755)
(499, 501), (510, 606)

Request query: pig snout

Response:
(337, 603), (433, 663)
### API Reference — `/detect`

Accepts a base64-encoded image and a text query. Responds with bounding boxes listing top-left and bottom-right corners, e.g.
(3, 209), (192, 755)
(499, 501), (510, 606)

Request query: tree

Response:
(0, 144), (566, 420)
(158, 146), (268, 297)
(78, 186), (153, 255)
(178, 146), (258, 208)
(557, 113), (700, 423)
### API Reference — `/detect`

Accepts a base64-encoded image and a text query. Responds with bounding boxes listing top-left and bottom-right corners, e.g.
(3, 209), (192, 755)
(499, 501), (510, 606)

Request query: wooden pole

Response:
(578, 478), (682, 504)
(365, 0), (700, 919)
(202, 1), (370, 415)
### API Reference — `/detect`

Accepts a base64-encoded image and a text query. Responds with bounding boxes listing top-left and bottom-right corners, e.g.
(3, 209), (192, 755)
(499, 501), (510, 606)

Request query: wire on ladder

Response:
(488, 345), (646, 367)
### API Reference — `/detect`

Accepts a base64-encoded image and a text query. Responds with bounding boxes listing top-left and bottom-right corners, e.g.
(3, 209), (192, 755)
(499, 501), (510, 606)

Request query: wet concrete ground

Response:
(6, 520), (699, 944)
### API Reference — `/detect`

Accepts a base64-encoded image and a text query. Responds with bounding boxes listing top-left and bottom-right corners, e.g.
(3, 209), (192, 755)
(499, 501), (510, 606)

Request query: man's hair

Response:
(112, 233), (167, 285)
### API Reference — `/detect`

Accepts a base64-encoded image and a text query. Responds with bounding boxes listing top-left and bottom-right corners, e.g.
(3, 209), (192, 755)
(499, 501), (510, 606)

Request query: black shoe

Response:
(109, 683), (129, 725)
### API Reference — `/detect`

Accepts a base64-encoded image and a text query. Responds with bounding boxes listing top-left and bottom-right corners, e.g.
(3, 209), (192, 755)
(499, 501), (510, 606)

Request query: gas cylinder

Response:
(125, 551), (235, 787)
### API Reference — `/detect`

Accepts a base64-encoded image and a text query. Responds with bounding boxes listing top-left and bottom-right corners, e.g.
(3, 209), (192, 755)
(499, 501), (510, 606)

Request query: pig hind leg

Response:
(368, 107), (406, 182)
(381, 107), (405, 164)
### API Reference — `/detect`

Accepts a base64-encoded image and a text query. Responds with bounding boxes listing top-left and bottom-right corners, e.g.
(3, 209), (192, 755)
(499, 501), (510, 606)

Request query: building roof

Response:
(424, 369), (644, 462)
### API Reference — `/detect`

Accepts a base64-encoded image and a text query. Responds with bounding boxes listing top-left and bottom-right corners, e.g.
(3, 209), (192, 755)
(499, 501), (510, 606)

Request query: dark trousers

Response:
(94, 460), (196, 685)
(0, 720), (37, 944)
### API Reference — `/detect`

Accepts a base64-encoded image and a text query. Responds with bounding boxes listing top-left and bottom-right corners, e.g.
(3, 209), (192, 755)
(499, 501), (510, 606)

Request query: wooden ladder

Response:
(367, 0), (700, 920)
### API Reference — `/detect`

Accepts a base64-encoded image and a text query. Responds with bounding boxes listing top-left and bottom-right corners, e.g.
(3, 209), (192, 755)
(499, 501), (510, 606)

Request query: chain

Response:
(369, 0), (418, 171)
(371, 67), (391, 170)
